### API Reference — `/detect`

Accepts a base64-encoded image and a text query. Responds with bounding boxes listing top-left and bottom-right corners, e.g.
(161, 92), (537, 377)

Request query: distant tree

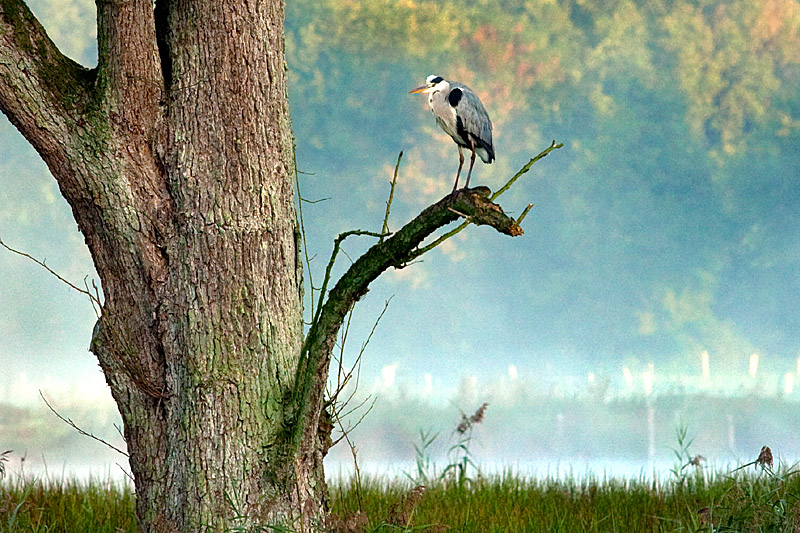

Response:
(0, 0), (542, 529)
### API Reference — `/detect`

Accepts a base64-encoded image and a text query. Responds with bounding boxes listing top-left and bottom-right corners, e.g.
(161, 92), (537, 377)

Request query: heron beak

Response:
(409, 85), (431, 94)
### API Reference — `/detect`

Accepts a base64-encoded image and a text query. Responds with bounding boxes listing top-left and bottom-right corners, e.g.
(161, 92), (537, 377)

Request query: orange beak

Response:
(409, 85), (431, 94)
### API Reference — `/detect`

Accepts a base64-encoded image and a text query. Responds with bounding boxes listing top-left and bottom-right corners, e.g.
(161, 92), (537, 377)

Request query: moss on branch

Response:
(1, 0), (95, 113)
(289, 141), (563, 451)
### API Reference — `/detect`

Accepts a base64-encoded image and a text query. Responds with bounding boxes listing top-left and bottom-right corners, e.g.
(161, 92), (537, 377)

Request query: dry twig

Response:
(380, 151), (402, 243)
(40, 391), (128, 457)
(0, 237), (102, 309)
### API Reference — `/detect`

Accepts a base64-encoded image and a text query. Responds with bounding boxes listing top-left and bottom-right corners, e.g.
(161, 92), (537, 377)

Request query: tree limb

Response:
(290, 183), (528, 449)
(289, 142), (563, 453)
(312, 229), (388, 329)
(411, 140), (562, 258)
(380, 151), (402, 243)
(0, 0), (95, 161)
(96, 0), (164, 133)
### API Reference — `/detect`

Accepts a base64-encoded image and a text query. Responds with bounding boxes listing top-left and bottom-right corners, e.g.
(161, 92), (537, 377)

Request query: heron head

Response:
(409, 75), (446, 94)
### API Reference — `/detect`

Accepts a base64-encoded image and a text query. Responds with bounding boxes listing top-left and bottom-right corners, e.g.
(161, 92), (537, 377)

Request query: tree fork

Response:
(3, 0), (309, 529)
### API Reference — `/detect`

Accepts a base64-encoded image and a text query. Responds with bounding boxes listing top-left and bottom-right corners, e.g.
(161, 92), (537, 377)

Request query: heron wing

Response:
(451, 84), (494, 162)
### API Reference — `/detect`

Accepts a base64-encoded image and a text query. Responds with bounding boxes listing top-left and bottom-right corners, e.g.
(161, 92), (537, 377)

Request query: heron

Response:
(409, 75), (495, 192)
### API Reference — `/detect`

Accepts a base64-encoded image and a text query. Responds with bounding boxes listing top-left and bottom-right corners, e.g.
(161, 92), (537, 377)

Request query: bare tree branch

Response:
(0, 237), (102, 309)
(312, 229), (389, 329)
(294, 146), (320, 318)
(40, 391), (129, 457)
(490, 140), (561, 201)
(516, 203), (534, 225)
(327, 297), (392, 416)
(411, 140), (562, 258)
(380, 151), (402, 243)
(289, 145), (557, 450)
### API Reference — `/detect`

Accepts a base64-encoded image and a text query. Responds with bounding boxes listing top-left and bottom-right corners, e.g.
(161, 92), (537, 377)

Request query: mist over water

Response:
(1, 0), (799, 482)
(4, 362), (800, 484)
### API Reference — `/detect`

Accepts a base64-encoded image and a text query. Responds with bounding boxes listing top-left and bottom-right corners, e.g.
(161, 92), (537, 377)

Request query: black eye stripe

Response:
(431, 76), (444, 84)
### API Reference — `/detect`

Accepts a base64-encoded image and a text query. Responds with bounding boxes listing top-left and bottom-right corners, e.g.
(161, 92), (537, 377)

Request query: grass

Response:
(0, 475), (136, 532)
(2, 417), (798, 531)
(328, 467), (800, 532)
(2, 467), (800, 532)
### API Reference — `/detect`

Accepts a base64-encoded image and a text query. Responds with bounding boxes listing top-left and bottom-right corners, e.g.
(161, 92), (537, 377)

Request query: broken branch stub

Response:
(447, 187), (524, 238)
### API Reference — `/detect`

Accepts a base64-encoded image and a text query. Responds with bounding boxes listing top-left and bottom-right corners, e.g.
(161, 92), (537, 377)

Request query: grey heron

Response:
(410, 75), (495, 192)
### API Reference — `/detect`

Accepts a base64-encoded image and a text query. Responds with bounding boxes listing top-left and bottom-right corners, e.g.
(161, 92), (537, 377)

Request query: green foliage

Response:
(0, 450), (10, 480)
(404, 428), (480, 488)
(401, 402), (490, 490)
(710, 466), (800, 533)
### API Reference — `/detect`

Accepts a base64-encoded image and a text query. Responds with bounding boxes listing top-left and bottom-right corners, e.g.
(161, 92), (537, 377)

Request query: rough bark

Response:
(1, 0), (538, 530)
(2, 0), (308, 529)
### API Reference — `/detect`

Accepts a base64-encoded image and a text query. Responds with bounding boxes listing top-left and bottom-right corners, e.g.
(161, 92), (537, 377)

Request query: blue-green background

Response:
(1, 0), (798, 477)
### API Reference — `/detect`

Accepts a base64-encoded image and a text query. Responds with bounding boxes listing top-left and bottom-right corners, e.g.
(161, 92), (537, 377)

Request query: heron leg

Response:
(465, 147), (477, 189)
(453, 145), (465, 192)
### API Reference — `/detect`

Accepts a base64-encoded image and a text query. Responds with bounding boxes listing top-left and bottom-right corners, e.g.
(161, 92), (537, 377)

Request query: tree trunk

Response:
(1, 0), (320, 529)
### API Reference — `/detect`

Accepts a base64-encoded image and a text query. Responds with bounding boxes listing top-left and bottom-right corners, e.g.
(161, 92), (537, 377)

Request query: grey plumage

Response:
(410, 75), (495, 191)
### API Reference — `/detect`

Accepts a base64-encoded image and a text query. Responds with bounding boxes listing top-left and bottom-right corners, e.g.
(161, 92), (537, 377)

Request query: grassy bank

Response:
(0, 476), (136, 532)
(2, 466), (799, 532)
(330, 468), (800, 532)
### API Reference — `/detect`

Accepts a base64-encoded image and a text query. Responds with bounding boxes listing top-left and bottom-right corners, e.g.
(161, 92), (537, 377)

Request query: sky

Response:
(1, 0), (799, 481)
